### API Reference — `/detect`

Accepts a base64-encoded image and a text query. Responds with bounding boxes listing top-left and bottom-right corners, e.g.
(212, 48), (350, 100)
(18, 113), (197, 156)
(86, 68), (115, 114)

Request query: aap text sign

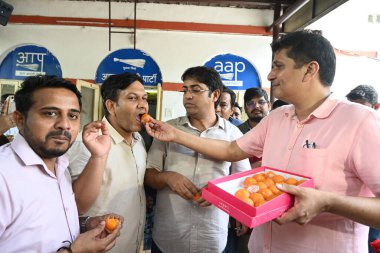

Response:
(204, 54), (261, 90)
(96, 48), (162, 86)
(0, 44), (62, 80)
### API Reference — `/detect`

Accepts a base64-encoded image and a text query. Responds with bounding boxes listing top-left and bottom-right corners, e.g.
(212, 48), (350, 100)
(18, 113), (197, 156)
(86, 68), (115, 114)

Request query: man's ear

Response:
(105, 99), (115, 116)
(13, 111), (24, 133)
(302, 61), (319, 82)
(212, 89), (220, 102)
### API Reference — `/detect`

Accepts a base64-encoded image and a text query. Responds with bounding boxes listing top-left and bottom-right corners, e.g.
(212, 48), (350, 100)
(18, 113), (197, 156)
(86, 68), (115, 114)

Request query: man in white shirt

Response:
(68, 72), (149, 253)
(145, 66), (250, 253)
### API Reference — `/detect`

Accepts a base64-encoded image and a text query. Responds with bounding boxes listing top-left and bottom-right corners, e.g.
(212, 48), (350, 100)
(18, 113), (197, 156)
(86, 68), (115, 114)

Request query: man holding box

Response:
(145, 30), (380, 253)
(144, 66), (250, 253)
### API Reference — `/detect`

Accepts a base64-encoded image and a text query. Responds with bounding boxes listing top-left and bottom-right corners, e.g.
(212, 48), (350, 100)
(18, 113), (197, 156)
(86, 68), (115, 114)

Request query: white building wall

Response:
(0, 0), (274, 86)
(1, 0), (379, 103)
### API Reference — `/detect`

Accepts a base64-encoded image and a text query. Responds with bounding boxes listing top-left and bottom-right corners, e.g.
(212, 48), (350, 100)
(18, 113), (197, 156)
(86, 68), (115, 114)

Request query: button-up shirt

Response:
(68, 118), (146, 253)
(237, 96), (380, 253)
(0, 135), (79, 252)
(147, 115), (251, 253)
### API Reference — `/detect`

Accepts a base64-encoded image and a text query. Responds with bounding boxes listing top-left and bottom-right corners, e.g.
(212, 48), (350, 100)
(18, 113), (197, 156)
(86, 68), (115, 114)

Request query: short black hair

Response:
(15, 75), (81, 116)
(346, 85), (378, 106)
(272, 99), (288, 110)
(271, 30), (336, 87)
(233, 102), (242, 112)
(244, 88), (269, 104)
(100, 72), (144, 116)
(181, 66), (224, 105)
(222, 86), (236, 107)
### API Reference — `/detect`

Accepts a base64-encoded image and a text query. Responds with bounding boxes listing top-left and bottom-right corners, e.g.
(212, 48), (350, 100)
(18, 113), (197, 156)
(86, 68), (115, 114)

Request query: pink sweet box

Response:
(202, 166), (314, 228)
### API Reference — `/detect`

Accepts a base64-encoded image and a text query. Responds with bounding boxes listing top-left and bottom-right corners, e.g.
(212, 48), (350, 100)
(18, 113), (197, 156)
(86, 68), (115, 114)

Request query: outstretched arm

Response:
(145, 119), (250, 162)
(73, 121), (111, 214)
(276, 184), (380, 228)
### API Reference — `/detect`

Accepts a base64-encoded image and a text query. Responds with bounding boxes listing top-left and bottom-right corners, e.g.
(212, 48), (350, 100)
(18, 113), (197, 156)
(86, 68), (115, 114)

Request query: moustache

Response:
(46, 130), (72, 140)
(252, 109), (263, 114)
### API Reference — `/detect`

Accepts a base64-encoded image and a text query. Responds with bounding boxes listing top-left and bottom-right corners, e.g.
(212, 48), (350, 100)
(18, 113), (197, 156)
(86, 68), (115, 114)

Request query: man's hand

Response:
(163, 171), (199, 200)
(86, 214), (124, 238)
(192, 185), (211, 207)
(144, 119), (177, 142)
(0, 98), (16, 135)
(71, 219), (121, 253)
(275, 184), (329, 225)
(235, 220), (249, 236)
(82, 121), (111, 158)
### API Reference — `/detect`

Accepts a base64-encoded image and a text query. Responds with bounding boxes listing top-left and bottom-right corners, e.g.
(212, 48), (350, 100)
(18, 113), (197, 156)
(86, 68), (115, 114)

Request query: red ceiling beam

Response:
(9, 15), (272, 36)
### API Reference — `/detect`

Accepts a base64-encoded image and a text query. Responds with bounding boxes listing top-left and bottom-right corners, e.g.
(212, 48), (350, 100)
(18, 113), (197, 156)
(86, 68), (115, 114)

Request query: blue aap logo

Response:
(204, 53), (261, 90)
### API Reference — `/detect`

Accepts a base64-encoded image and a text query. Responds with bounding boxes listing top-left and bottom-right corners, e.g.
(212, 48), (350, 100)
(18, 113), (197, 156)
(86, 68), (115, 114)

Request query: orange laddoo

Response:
(234, 188), (250, 200)
(243, 177), (258, 188)
(140, 113), (153, 124)
(105, 217), (119, 233)
(285, 177), (298, 185)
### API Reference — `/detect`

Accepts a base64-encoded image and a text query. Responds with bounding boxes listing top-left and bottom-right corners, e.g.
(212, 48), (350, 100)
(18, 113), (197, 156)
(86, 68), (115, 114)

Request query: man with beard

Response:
(0, 75), (122, 253)
(238, 88), (271, 134)
(68, 72), (148, 253)
(144, 66), (250, 253)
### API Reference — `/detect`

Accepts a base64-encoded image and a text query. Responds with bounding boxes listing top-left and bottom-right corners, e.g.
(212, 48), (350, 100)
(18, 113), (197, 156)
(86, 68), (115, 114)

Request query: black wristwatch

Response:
(79, 216), (90, 233)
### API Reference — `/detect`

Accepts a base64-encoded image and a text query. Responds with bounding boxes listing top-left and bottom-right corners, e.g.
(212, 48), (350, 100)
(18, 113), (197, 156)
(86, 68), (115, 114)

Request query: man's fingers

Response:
(275, 206), (298, 225)
(89, 220), (106, 236)
(104, 239), (117, 251)
(276, 183), (299, 195)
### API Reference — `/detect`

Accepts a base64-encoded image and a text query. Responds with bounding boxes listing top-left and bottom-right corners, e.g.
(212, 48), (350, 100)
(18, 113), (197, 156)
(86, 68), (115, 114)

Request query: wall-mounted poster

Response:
(0, 44), (62, 80)
(95, 48), (162, 86)
(204, 53), (261, 90)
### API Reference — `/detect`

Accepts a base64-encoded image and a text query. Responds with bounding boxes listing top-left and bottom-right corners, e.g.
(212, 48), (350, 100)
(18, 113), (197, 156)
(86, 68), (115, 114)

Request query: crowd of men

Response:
(1, 30), (380, 253)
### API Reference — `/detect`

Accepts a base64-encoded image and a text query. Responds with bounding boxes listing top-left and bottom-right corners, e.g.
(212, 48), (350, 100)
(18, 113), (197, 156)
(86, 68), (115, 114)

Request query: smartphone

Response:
(6, 95), (16, 114)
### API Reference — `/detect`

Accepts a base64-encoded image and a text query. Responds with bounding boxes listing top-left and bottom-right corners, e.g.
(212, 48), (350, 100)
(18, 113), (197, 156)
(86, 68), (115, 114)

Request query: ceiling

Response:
(68, 0), (297, 10)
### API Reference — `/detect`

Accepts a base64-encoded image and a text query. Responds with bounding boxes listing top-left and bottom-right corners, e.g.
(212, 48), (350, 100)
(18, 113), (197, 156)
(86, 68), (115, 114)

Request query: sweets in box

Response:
(202, 166), (314, 228)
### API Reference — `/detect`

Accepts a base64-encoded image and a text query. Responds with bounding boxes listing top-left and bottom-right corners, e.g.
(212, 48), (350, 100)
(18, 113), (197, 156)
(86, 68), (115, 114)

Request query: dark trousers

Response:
(151, 240), (164, 253)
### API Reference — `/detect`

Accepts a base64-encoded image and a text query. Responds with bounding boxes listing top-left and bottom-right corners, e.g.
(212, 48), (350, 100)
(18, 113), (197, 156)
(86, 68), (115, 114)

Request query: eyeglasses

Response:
(179, 88), (210, 95)
(246, 100), (268, 108)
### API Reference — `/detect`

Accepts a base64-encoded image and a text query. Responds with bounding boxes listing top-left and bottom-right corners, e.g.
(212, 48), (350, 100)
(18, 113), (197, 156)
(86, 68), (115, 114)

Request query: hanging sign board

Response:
(204, 53), (261, 90)
(0, 44), (62, 80)
(95, 48), (162, 86)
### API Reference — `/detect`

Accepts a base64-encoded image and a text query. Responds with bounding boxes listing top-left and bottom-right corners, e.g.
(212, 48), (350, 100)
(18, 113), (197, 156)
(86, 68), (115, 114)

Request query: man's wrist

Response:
(57, 247), (72, 253)
(57, 240), (73, 253)
(79, 216), (91, 233)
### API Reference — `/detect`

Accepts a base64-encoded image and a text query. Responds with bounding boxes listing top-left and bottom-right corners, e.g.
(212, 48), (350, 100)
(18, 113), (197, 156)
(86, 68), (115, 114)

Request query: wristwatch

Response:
(79, 216), (90, 233)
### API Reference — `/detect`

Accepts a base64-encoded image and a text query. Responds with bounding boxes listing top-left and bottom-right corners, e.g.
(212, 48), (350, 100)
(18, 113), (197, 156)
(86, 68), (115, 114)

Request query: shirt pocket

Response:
(292, 148), (328, 189)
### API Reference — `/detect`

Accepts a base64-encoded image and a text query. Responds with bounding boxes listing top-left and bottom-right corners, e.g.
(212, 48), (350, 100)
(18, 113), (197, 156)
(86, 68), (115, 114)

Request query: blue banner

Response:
(0, 44), (62, 80)
(204, 54), (261, 90)
(95, 48), (162, 86)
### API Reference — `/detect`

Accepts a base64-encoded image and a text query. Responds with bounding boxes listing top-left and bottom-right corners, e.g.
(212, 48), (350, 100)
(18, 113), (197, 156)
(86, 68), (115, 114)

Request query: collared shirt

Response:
(68, 118), (146, 253)
(147, 115), (251, 253)
(237, 120), (252, 134)
(0, 134), (79, 252)
(237, 95), (380, 253)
